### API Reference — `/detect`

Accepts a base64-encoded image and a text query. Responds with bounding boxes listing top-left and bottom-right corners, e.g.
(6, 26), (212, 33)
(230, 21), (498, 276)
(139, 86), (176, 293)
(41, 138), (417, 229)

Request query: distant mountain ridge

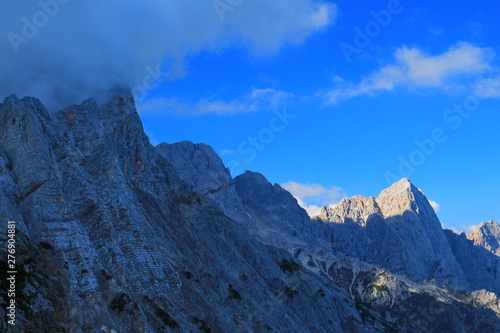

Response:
(1, 93), (499, 332)
(468, 220), (500, 255)
(314, 178), (467, 288)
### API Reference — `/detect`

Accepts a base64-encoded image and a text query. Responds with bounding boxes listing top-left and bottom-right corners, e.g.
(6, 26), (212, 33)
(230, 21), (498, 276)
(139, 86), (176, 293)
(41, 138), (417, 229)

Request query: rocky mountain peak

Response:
(156, 141), (249, 222)
(234, 171), (299, 212)
(2, 94), (20, 105)
(2, 94), (500, 332)
(379, 177), (417, 197)
(234, 171), (311, 237)
(318, 195), (380, 226)
(314, 179), (465, 286)
(318, 178), (435, 223)
(156, 141), (231, 194)
(376, 178), (432, 218)
(467, 220), (500, 255)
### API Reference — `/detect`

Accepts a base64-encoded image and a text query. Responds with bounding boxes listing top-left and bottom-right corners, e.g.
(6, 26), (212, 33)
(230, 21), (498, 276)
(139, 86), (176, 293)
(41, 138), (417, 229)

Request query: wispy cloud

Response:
(282, 181), (346, 217)
(232, 2), (337, 54)
(324, 42), (494, 103)
(429, 200), (441, 213)
(220, 149), (237, 155)
(460, 224), (479, 234)
(137, 88), (293, 115)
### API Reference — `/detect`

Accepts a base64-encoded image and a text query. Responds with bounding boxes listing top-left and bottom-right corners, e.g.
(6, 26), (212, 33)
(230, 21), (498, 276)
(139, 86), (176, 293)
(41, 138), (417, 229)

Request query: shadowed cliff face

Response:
(1, 94), (499, 332)
(0, 94), (397, 332)
(468, 220), (500, 255)
(313, 178), (468, 288)
(445, 228), (500, 294)
(234, 172), (500, 332)
(233, 171), (500, 333)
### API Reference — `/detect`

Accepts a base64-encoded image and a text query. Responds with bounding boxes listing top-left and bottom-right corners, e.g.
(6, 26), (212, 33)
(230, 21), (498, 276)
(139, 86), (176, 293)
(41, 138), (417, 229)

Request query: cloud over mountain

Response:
(0, 0), (336, 110)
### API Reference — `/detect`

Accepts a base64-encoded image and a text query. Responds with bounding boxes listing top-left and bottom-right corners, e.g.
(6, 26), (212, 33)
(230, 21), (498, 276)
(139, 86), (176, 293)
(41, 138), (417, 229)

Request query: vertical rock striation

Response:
(0, 94), (395, 332)
(1, 93), (499, 332)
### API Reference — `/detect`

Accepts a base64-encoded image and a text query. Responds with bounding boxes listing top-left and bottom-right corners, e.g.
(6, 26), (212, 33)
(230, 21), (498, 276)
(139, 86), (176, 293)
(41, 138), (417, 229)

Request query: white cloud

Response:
(137, 88), (293, 115)
(460, 224), (479, 234)
(325, 42), (494, 103)
(249, 88), (293, 108)
(298, 202), (324, 217)
(230, 2), (337, 54)
(429, 200), (441, 213)
(137, 97), (245, 115)
(0, 1), (336, 110)
(445, 226), (462, 234)
(282, 181), (346, 217)
(220, 149), (236, 155)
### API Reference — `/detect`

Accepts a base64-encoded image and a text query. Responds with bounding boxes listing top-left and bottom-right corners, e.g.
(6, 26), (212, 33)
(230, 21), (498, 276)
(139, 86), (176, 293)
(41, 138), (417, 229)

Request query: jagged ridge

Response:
(0, 94), (394, 332)
(1, 94), (499, 332)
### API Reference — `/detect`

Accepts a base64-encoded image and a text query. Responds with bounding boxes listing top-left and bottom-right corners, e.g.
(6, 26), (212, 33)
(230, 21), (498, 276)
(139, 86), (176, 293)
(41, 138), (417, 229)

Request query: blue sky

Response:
(135, 0), (500, 231)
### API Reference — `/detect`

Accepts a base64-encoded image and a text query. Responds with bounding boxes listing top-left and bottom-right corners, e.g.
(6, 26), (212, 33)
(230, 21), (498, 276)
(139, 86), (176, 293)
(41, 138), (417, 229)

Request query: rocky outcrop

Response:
(235, 172), (500, 332)
(156, 141), (249, 223)
(320, 255), (500, 333)
(315, 178), (467, 289)
(467, 220), (500, 255)
(441, 221), (500, 295)
(1, 93), (499, 332)
(234, 171), (313, 242)
(445, 229), (500, 294)
(0, 94), (393, 332)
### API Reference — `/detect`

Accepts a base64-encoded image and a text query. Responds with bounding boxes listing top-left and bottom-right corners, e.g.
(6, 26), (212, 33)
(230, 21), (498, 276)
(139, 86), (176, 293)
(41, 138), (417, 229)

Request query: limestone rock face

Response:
(156, 141), (249, 223)
(445, 229), (500, 294)
(467, 220), (500, 255)
(315, 178), (467, 288)
(320, 195), (380, 226)
(1, 93), (499, 332)
(234, 171), (312, 240)
(0, 94), (392, 333)
(235, 172), (500, 332)
(156, 141), (230, 195)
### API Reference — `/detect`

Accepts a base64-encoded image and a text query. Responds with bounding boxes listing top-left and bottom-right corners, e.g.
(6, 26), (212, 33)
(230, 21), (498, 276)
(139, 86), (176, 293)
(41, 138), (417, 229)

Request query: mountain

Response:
(467, 220), (500, 255)
(0, 94), (394, 332)
(314, 178), (467, 288)
(444, 229), (500, 296)
(0, 93), (499, 332)
(236, 172), (500, 332)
